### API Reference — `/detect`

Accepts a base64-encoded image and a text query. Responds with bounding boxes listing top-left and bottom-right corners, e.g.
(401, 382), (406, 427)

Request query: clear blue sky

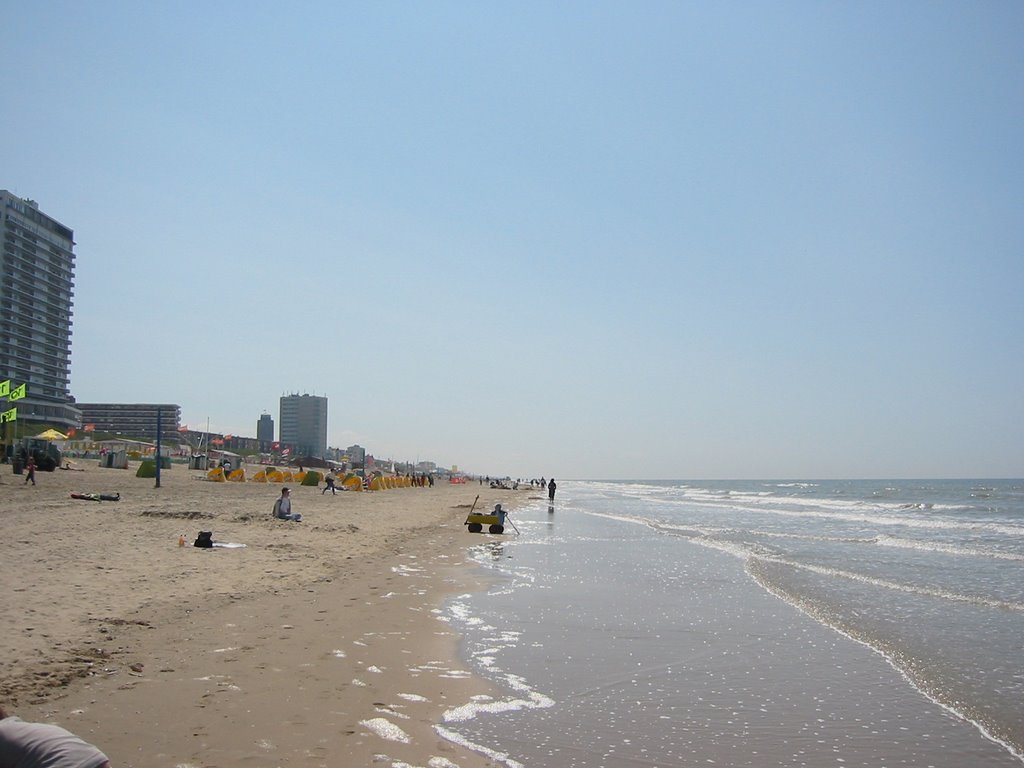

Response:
(3, 2), (1022, 479)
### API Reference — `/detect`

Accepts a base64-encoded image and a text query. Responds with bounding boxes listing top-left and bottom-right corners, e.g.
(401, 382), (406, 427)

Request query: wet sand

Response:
(1, 462), (522, 767)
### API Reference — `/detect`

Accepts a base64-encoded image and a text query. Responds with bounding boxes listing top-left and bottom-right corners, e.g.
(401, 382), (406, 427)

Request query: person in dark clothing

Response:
(548, 477), (556, 501)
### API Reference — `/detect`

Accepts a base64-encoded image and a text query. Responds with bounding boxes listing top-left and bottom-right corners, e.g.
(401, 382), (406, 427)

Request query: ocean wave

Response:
(874, 535), (1024, 562)
(579, 482), (1017, 529)
(747, 561), (1024, 765)
(751, 554), (1024, 612)
(671, 499), (1024, 538)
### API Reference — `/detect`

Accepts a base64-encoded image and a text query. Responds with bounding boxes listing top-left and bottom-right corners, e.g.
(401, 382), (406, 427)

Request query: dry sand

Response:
(1, 462), (528, 767)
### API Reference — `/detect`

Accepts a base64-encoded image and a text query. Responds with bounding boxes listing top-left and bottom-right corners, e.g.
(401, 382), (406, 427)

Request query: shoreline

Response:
(2, 462), (525, 767)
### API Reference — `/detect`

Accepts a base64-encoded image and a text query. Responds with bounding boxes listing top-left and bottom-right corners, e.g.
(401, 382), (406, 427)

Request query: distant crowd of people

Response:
(479, 475), (556, 500)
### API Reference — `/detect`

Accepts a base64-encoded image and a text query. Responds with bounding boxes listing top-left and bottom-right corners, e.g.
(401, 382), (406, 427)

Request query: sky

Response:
(2, 2), (1022, 479)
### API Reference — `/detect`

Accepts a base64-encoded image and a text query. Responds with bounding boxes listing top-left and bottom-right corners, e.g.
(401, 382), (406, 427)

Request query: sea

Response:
(437, 479), (1024, 768)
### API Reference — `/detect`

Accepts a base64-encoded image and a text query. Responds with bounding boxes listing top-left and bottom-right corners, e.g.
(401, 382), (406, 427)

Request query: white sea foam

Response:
(392, 564), (424, 575)
(442, 687), (554, 722)
(360, 717), (411, 744)
(435, 726), (524, 768)
(397, 692), (430, 702)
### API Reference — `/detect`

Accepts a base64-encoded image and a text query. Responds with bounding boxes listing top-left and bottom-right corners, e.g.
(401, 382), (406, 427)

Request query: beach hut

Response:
(208, 449), (243, 473)
(100, 449), (129, 469)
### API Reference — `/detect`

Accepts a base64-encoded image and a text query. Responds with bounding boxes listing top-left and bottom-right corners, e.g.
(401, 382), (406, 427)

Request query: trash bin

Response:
(12, 458), (23, 474)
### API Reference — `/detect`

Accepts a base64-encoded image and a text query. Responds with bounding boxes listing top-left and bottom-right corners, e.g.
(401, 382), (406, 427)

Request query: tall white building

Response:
(0, 191), (80, 430)
(279, 393), (327, 457)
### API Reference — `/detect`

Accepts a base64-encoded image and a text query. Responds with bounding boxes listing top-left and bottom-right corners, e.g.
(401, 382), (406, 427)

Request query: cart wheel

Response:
(489, 524), (504, 534)
(468, 523), (483, 533)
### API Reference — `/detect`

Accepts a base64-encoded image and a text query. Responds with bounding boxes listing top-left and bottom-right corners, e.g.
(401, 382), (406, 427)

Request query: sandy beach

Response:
(1, 462), (526, 767)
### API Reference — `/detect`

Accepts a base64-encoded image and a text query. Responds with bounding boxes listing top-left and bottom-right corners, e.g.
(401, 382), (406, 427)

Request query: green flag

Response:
(9, 383), (26, 401)
(0, 380), (9, 398)
(0, 406), (16, 423)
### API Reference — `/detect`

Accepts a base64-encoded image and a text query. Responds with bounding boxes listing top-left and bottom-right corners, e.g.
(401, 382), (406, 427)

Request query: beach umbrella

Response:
(35, 428), (68, 440)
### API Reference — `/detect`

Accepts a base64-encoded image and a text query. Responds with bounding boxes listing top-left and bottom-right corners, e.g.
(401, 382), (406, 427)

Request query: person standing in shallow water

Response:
(548, 477), (556, 501)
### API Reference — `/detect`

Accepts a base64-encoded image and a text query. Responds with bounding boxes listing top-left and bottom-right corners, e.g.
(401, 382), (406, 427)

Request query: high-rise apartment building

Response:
(279, 393), (327, 457)
(0, 191), (81, 430)
(257, 413), (274, 442)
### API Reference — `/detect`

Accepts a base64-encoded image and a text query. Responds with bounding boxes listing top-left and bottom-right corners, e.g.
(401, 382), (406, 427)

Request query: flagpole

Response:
(155, 407), (162, 488)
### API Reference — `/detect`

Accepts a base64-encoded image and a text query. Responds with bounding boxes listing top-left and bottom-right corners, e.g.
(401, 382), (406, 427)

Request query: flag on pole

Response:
(84, 423), (95, 432)
(9, 383), (26, 401)
(0, 380), (9, 398)
(177, 425), (188, 432)
(1, 407), (16, 423)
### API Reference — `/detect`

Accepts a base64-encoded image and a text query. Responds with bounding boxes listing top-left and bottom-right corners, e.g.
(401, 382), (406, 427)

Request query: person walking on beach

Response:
(24, 456), (36, 486)
(548, 477), (556, 501)
(0, 704), (111, 768)
(322, 470), (337, 495)
(272, 487), (302, 521)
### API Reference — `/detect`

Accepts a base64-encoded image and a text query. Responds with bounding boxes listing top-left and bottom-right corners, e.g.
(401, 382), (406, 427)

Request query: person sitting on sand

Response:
(0, 703), (111, 768)
(272, 487), (302, 522)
